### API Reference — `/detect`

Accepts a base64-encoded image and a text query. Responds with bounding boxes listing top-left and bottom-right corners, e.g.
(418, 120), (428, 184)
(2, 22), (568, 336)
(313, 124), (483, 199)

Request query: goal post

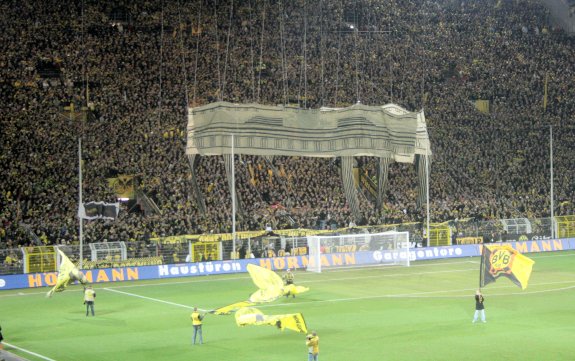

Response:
(306, 236), (321, 273)
(306, 231), (410, 273)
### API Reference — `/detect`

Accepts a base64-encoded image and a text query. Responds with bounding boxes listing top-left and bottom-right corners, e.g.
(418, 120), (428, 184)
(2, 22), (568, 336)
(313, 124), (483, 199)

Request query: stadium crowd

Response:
(0, 0), (574, 252)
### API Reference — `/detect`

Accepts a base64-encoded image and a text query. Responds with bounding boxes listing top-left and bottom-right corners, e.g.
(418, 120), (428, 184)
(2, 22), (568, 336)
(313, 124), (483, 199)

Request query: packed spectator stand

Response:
(1, 0), (574, 270)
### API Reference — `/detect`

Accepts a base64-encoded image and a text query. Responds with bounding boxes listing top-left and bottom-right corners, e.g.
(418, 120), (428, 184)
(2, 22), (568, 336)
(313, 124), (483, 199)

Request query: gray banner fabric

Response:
(186, 102), (432, 220)
(377, 157), (392, 211)
(187, 102), (430, 162)
(341, 156), (361, 221)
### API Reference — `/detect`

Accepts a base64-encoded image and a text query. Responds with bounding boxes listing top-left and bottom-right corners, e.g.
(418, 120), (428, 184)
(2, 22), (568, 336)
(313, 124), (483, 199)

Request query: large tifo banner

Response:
(187, 102), (428, 162)
(1, 239), (574, 291)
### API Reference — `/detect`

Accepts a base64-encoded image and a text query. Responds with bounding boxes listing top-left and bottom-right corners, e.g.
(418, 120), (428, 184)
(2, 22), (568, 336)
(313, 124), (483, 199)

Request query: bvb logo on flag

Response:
(489, 248), (514, 277)
(107, 175), (134, 199)
(480, 245), (535, 290)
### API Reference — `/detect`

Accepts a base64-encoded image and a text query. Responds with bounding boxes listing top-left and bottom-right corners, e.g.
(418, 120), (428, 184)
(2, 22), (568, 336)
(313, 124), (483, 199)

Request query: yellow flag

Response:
(47, 249), (87, 297)
(235, 307), (265, 325)
(247, 264), (309, 302)
(474, 100), (490, 114)
(284, 284), (310, 296)
(213, 265), (310, 313)
(107, 175), (135, 199)
(480, 245), (535, 290)
(248, 264), (284, 290)
(211, 301), (256, 315)
(247, 264), (284, 303)
(235, 307), (308, 334)
(275, 312), (308, 334)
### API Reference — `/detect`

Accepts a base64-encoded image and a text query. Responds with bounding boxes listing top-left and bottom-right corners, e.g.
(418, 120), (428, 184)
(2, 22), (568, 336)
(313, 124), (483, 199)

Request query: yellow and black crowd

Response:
(0, 0), (574, 257)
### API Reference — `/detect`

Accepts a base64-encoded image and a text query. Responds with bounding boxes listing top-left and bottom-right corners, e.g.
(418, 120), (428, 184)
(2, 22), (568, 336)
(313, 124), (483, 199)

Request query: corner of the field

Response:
(1, 349), (31, 361)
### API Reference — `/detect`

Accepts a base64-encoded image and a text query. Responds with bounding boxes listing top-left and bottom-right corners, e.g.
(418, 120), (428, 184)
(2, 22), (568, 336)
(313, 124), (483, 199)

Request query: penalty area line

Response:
(3, 342), (57, 361)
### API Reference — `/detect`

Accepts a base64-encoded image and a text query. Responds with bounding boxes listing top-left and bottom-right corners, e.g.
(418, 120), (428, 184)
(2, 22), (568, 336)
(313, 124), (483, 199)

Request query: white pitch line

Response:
(257, 280), (575, 308)
(324, 259), (479, 273)
(528, 252), (575, 259)
(103, 287), (210, 313)
(103, 287), (196, 310)
(475, 285), (575, 297)
(3, 342), (57, 361)
(104, 278), (575, 312)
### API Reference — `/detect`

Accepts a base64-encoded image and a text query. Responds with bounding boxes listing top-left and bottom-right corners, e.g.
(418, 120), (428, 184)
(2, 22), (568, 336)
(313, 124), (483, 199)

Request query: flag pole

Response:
(426, 141), (430, 247)
(478, 245), (484, 288)
(549, 125), (554, 239)
(544, 72), (554, 239)
(78, 137), (84, 269)
(231, 134), (237, 258)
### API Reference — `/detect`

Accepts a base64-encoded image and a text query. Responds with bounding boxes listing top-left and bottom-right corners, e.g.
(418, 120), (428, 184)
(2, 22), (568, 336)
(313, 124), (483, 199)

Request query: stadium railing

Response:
(0, 215), (565, 275)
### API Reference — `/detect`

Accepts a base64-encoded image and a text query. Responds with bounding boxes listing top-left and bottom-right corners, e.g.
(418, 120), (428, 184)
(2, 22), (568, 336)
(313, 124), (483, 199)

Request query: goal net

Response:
(89, 241), (127, 262)
(306, 231), (410, 273)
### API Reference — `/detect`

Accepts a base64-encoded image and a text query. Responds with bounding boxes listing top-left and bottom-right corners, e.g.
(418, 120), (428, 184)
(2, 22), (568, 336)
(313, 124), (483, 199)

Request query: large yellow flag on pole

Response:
(210, 264), (309, 316)
(46, 249), (88, 297)
(479, 245), (535, 290)
(247, 264), (309, 303)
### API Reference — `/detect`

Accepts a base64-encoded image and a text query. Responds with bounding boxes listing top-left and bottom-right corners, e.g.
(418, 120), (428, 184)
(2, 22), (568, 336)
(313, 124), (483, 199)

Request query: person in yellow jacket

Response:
(83, 286), (96, 316)
(306, 330), (319, 361)
(283, 268), (296, 298)
(191, 307), (204, 345)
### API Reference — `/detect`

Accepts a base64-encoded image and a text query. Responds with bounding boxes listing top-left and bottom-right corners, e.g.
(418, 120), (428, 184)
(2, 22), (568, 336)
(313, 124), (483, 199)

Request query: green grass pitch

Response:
(1, 251), (574, 361)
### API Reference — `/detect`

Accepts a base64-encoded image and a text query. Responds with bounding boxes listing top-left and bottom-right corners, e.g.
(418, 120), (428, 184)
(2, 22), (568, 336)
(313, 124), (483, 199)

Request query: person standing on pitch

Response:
(191, 307), (204, 345)
(283, 268), (295, 298)
(84, 286), (96, 317)
(472, 289), (486, 323)
(306, 330), (319, 361)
